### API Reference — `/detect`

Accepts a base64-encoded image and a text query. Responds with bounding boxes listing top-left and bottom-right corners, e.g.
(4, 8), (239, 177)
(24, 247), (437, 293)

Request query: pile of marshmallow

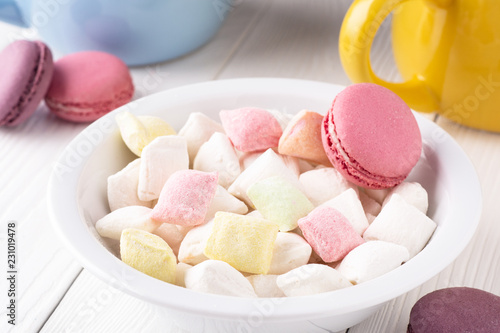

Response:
(96, 107), (437, 298)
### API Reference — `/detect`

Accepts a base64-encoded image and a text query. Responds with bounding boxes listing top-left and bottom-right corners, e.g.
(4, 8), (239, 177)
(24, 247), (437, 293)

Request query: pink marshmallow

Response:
(298, 206), (364, 263)
(220, 107), (282, 152)
(151, 170), (218, 226)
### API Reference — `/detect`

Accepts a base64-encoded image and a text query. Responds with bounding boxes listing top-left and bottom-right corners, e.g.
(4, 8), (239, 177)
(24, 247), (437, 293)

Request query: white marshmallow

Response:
(280, 154), (301, 177)
(298, 159), (315, 174)
(153, 223), (185, 256)
(299, 168), (357, 206)
(205, 185), (248, 221)
(95, 206), (156, 240)
(228, 149), (302, 206)
(175, 262), (192, 287)
(246, 210), (263, 218)
(239, 151), (263, 171)
(137, 136), (189, 201)
(337, 240), (410, 284)
(383, 182), (429, 214)
(268, 232), (312, 275)
(358, 190), (382, 220)
(265, 108), (294, 131)
(321, 188), (369, 235)
(363, 187), (391, 204)
(107, 159), (153, 211)
(246, 275), (285, 298)
(178, 112), (225, 164)
(276, 264), (352, 297)
(239, 150), (300, 176)
(177, 220), (214, 265)
(184, 260), (257, 298)
(193, 133), (241, 188)
(363, 194), (437, 258)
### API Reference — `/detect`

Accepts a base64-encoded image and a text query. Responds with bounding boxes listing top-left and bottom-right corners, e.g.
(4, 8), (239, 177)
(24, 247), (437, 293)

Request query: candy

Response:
(299, 167), (357, 206)
(298, 206), (364, 263)
(153, 223), (186, 256)
(268, 232), (312, 275)
(116, 111), (176, 156)
(205, 185), (248, 222)
(247, 176), (314, 231)
(321, 188), (369, 235)
(337, 240), (410, 284)
(246, 275), (285, 297)
(120, 228), (176, 284)
(178, 112), (225, 164)
(193, 132), (241, 188)
(175, 262), (192, 287)
(278, 110), (331, 166)
(178, 220), (214, 265)
(204, 212), (279, 274)
(151, 170), (218, 226)
(382, 181), (428, 214)
(184, 260), (257, 297)
(363, 194), (436, 258)
(220, 107), (282, 152)
(96, 206), (157, 240)
(228, 149), (302, 206)
(107, 159), (153, 211)
(358, 190), (382, 222)
(137, 136), (189, 201)
(276, 264), (352, 297)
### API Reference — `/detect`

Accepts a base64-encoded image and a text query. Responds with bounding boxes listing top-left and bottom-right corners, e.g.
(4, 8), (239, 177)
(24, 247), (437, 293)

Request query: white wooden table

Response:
(1, 1), (499, 332)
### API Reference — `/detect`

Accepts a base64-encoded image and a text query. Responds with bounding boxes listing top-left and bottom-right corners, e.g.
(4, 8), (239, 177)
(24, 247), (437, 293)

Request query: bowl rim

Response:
(47, 77), (482, 322)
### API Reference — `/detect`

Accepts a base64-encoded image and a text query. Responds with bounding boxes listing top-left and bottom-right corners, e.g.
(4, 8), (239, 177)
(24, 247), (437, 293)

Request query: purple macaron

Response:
(0, 40), (54, 126)
(408, 287), (500, 333)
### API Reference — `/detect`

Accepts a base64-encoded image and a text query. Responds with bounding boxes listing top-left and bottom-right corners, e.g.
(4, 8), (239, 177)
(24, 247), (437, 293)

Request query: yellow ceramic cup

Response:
(340, 0), (500, 132)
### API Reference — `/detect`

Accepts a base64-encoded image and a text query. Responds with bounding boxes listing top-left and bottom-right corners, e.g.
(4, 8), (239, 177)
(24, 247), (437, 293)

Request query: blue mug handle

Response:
(0, 0), (28, 27)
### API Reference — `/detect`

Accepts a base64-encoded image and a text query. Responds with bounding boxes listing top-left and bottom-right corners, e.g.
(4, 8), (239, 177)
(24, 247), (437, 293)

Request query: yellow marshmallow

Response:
(120, 228), (177, 284)
(204, 212), (279, 274)
(116, 112), (176, 156)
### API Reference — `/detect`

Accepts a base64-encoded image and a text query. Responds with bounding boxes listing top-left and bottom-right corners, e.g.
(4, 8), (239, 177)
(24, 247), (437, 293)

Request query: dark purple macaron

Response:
(0, 40), (54, 126)
(408, 287), (500, 333)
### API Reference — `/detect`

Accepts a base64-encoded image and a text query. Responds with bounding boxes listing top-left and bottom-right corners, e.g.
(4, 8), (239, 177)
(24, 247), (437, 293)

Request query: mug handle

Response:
(339, 0), (448, 112)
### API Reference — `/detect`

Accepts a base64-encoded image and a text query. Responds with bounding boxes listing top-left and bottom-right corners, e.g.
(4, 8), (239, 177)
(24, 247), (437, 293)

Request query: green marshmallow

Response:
(247, 176), (314, 231)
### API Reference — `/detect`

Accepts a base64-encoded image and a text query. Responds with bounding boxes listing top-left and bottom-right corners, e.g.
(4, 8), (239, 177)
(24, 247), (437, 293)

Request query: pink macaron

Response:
(0, 40), (53, 127)
(45, 51), (134, 122)
(321, 83), (422, 189)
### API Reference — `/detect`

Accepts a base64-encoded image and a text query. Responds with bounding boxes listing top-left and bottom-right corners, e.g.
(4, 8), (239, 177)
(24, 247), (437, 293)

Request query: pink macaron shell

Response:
(220, 107), (283, 152)
(45, 51), (134, 122)
(0, 40), (53, 126)
(298, 206), (364, 263)
(322, 83), (422, 189)
(151, 170), (218, 227)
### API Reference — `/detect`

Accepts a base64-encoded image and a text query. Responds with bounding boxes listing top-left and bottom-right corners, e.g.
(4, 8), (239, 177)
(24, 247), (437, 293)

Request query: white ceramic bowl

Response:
(48, 78), (481, 332)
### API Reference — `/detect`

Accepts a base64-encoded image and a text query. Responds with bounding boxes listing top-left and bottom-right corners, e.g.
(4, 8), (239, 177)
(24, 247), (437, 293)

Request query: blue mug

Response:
(0, 0), (233, 65)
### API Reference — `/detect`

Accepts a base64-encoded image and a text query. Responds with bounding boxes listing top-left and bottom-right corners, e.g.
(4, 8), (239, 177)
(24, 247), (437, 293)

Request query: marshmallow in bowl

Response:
(205, 185), (248, 221)
(96, 206), (157, 240)
(120, 228), (177, 284)
(193, 132), (241, 188)
(298, 206), (364, 263)
(268, 232), (312, 275)
(107, 159), (153, 211)
(153, 223), (186, 256)
(299, 167), (357, 206)
(178, 220), (213, 265)
(337, 241), (410, 284)
(246, 274), (285, 298)
(358, 190), (382, 221)
(151, 170), (218, 226)
(137, 136), (189, 201)
(184, 260), (257, 298)
(265, 108), (294, 131)
(220, 107), (283, 152)
(363, 194), (437, 258)
(382, 181), (429, 214)
(247, 176), (314, 232)
(321, 188), (369, 235)
(363, 187), (391, 204)
(278, 110), (331, 166)
(276, 264), (352, 297)
(175, 262), (192, 287)
(228, 149), (302, 206)
(178, 112), (225, 164)
(204, 212), (279, 274)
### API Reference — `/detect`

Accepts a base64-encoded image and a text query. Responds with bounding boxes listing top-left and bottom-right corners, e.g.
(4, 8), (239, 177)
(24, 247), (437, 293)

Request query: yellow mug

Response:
(340, 0), (500, 132)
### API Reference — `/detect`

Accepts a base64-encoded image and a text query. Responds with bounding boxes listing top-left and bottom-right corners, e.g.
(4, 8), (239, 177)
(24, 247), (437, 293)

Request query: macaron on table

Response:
(1, 1), (499, 333)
